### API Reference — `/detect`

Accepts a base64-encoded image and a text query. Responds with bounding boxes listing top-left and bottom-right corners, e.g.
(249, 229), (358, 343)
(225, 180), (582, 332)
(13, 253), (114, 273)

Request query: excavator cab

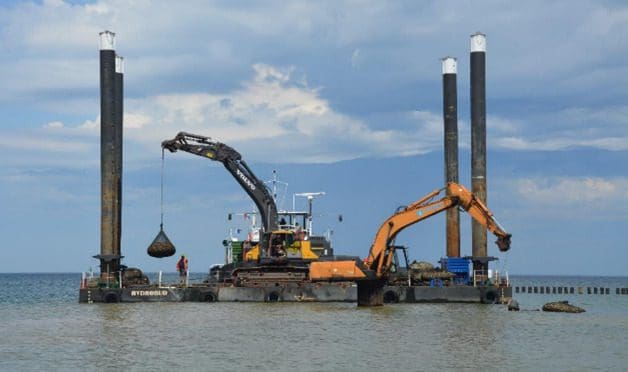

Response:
(244, 230), (319, 261)
(266, 230), (292, 258)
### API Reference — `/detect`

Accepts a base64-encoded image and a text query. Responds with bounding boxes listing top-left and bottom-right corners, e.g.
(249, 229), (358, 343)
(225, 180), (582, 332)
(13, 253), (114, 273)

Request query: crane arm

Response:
(451, 183), (511, 252)
(366, 182), (511, 278)
(162, 132), (278, 232)
(309, 182), (511, 282)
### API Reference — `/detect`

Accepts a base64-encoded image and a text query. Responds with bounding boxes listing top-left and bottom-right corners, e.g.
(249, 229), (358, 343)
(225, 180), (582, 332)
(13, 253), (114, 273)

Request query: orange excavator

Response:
(309, 182), (511, 305)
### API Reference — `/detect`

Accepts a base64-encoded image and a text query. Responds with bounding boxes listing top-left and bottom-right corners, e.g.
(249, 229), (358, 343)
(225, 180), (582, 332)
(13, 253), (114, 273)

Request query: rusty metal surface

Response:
(357, 280), (385, 306)
(471, 181), (488, 270)
(100, 48), (119, 274)
(470, 48), (487, 270)
(113, 70), (123, 261)
(79, 283), (511, 304)
(443, 71), (460, 257)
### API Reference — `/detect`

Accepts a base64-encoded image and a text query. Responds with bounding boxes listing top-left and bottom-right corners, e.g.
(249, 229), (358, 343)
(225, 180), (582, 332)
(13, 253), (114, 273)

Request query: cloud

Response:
(0, 124), (98, 168)
(0, 132), (92, 153)
(494, 136), (628, 151)
(351, 48), (361, 68)
(487, 176), (628, 223)
(2, 1), (626, 106)
(490, 106), (628, 151)
(44, 121), (64, 128)
(1, 1), (628, 167)
(11, 59), (628, 168)
(32, 63), (440, 164)
(127, 63), (445, 163)
(515, 177), (628, 204)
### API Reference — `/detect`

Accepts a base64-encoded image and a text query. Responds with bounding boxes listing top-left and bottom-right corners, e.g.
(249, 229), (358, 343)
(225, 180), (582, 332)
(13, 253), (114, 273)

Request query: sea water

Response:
(0, 273), (626, 371)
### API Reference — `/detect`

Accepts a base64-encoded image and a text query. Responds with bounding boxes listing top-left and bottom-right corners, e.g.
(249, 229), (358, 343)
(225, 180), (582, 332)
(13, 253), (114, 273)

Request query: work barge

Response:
(80, 31), (512, 305)
(80, 279), (510, 304)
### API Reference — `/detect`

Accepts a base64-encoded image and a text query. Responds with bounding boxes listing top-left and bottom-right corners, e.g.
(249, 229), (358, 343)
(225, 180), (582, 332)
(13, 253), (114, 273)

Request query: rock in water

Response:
(542, 301), (585, 313)
(507, 298), (520, 311)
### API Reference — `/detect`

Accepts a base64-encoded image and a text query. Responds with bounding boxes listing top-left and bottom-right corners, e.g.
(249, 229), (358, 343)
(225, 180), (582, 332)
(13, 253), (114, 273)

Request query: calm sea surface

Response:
(0, 273), (627, 371)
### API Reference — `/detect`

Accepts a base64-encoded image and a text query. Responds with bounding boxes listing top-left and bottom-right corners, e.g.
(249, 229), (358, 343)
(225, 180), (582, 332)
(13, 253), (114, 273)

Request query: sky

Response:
(1, 0), (627, 275)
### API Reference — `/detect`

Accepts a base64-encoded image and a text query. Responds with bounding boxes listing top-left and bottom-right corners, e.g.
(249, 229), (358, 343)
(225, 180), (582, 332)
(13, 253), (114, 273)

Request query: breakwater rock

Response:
(542, 301), (585, 313)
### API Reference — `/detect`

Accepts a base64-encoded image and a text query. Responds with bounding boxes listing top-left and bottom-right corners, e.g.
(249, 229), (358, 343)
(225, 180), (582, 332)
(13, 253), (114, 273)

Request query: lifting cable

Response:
(146, 148), (176, 258)
(160, 148), (165, 229)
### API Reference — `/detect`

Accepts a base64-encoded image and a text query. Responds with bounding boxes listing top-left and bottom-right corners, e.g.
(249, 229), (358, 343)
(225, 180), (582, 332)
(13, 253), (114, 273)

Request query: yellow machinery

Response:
(243, 229), (321, 261)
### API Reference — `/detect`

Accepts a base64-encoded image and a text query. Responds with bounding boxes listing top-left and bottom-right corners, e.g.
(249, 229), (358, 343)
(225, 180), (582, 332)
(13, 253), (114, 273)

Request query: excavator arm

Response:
(162, 132), (278, 232)
(309, 182), (511, 281)
(367, 182), (510, 278)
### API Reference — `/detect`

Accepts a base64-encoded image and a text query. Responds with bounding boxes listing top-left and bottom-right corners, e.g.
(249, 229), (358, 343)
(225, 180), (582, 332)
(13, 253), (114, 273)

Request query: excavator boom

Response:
(309, 182), (511, 281)
(162, 132), (278, 232)
(368, 182), (510, 278)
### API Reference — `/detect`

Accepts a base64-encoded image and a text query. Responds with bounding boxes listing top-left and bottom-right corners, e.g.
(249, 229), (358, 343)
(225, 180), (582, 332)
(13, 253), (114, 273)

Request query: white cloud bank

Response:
(1, 1), (628, 166)
(39, 63), (442, 164)
(516, 177), (628, 204)
(489, 106), (628, 152)
(488, 176), (628, 222)
(0, 132), (91, 153)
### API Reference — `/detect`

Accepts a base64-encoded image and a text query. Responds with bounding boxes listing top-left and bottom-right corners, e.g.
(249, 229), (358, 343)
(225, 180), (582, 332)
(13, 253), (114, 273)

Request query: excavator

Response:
(162, 132), (279, 233)
(308, 182), (511, 305)
(161, 132), (328, 284)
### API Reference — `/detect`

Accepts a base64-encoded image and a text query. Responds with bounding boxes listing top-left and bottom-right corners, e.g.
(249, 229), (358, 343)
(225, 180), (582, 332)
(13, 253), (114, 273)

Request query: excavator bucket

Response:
(496, 234), (511, 252)
(147, 225), (176, 258)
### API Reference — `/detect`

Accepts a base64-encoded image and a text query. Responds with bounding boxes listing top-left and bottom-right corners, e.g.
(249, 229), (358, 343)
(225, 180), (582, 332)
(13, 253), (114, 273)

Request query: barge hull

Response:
(80, 284), (510, 304)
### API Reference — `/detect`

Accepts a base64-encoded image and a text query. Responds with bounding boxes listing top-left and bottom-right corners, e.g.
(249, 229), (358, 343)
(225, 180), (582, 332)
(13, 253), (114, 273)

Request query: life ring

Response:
(204, 292), (217, 302)
(266, 291), (280, 302)
(104, 291), (120, 303)
(481, 288), (498, 304)
(383, 290), (400, 304)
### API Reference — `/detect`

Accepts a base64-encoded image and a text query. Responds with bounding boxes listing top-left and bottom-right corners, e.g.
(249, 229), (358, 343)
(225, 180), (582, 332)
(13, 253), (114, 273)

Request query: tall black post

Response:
(98, 31), (120, 281)
(470, 32), (487, 273)
(113, 55), (124, 261)
(442, 57), (460, 258)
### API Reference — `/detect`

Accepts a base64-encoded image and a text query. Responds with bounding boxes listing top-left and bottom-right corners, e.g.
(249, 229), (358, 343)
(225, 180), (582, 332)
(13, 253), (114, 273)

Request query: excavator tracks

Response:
(232, 265), (309, 286)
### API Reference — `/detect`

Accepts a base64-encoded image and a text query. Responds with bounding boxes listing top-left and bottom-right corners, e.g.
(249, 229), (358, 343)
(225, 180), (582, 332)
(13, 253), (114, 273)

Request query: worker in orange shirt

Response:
(176, 254), (188, 284)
